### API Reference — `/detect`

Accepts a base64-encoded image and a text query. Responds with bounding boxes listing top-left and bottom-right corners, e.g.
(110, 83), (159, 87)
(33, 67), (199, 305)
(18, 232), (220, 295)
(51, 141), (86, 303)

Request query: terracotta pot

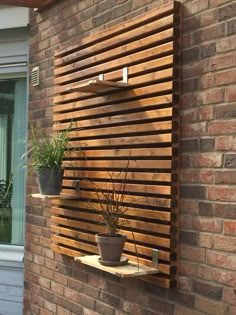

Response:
(37, 168), (63, 195)
(95, 233), (127, 265)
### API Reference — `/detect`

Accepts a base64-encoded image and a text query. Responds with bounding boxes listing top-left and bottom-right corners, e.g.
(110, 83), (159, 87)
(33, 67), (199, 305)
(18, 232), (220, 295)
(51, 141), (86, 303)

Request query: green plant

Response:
(26, 123), (72, 171)
(86, 164), (130, 237)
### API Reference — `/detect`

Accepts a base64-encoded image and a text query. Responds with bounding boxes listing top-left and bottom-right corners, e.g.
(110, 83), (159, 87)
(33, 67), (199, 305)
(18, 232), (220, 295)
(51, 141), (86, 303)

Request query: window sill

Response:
(0, 244), (24, 264)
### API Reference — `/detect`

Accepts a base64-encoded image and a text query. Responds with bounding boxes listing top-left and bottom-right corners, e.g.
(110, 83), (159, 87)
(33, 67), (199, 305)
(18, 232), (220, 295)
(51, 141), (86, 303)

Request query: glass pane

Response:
(0, 78), (27, 245)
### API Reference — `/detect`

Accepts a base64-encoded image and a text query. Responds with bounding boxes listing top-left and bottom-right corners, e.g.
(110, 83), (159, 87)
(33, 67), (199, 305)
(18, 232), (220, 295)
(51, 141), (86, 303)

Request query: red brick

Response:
(199, 106), (214, 121)
(57, 305), (71, 315)
(217, 34), (236, 52)
(210, 53), (236, 71)
(184, 0), (209, 15)
(200, 170), (215, 184)
(175, 305), (202, 315)
(225, 85), (236, 102)
(193, 23), (225, 44)
(201, 10), (218, 26)
(44, 300), (57, 313)
(192, 153), (222, 167)
(181, 169), (199, 183)
(180, 246), (206, 262)
(215, 69), (236, 86)
(214, 235), (236, 252)
(195, 295), (229, 315)
(182, 122), (207, 137)
(207, 250), (236, 270)
(215, 136), (236, 150)
(213, 269), (236, 288)
(180, 199), (199, 215)
(179, 276), (191, 291)
(201, 88), (224, 105)
(224, 221), (236, 235)
(208, 186), (236, 201)
(230, 307), (236, 315)
(223, 287), (236, 305)
(209, 120), (236, 135)
(210, 0), (233, 7)
(181, 108), (199, 123)
(64, 287), (79, 303)
(198, 264), (214, 281)
(192, 217), (222, 233)
(179, 261), (198, 277)
(199, 233), (214, 248)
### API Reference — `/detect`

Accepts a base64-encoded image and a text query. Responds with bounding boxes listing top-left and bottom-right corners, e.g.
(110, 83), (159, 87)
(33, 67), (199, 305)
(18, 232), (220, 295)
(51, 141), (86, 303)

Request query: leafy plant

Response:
(26, 123), (72, 171)
(86, 163), (130, 237)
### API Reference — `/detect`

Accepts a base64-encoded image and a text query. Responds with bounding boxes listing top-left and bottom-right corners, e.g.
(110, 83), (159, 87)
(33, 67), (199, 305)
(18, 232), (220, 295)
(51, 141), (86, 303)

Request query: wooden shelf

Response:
(75, 255), (158, 278)
(66, 80), (129, 93)
(31, 193), (79, 200)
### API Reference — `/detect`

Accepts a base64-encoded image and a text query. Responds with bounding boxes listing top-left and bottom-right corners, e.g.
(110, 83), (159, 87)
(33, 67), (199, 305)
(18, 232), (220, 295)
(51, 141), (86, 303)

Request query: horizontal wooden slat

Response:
(55, 55), (174, 95)
(55, 25), (175, 76)
(63, 170), (172, 183)
(55, 1), (177, 57)
(52, 1), (181, 288)
(51, 203), (171, 221)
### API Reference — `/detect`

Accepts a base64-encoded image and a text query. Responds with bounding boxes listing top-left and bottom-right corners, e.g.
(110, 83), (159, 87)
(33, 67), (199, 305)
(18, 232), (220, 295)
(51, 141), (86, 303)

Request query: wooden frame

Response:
(52, 1), (181, 288)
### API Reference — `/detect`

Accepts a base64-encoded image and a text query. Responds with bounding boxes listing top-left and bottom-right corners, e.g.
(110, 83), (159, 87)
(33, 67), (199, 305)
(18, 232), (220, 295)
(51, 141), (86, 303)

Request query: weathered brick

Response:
(199, 138), (215, 152)
(198, 264), (214, 281)
(208, 186), (236, 202)
(199, 233), (214, 248)
(180, 231), (198, 246)
(121, 300), (142, 315)
(215, 203), (236, 219)
(227, 18), (236, 35)
(193, 217), (222, 233)
(215, 170), (236, 184)
(207, 250), (236, 270)
(175, 305), (202, 315)
(148, 296), (174, 315)
(223, 287), (236, 305)
(217, 270), (235, 289)
(181, 185), (206, 200)
(209, 121), (236, 135)
(193, 23), (225, 44)
(201, 43), (216, 58)
(215, 69), (236, 86)
(184, 0), (209, 15)
(181, 139), (198, 152)
(225, 84), (236, 102)
(101, 291), (120, 308)
(195, 296), (229, 315)
(199, 202), (214, 217)
(182, 47), (200, 63)
(216, 34), (236, 52)
(224, 221), (236, 235)
(96, 301), (115, 315)
(224, 154), (236, 168)
(180, 246), (206, 262)
(218, 2), (236, 20)
(214, 235), (236, 252)
(78, 293), (96, 310)
(192, 279), (222, 300)
(168, 290), (195, 308)
(181, 169), (199, 183)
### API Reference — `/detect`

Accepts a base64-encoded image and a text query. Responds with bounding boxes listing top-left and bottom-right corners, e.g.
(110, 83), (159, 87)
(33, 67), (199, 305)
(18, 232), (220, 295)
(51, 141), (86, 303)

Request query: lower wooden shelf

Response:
(30, 193), (79, 200)
(75, 255), (159, 278)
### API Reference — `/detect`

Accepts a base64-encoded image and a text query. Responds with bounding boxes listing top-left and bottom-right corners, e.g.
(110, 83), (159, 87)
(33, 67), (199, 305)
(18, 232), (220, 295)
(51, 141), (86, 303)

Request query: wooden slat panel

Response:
(54, 2), (177, 57)
(52, 1), (181, 288)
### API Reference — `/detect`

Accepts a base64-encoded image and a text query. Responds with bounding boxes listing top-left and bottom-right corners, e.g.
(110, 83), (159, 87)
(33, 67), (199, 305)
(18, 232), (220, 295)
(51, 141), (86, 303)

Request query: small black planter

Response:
(37, 168), (63, 195)
(95, 233), (128, 266)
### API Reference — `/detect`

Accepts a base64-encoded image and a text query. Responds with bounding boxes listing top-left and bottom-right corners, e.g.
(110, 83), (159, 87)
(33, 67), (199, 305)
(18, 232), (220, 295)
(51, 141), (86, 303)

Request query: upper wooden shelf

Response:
(66, 80), (129, 93)
(75, 255), (158, 278)
(31, 193), (79, 200)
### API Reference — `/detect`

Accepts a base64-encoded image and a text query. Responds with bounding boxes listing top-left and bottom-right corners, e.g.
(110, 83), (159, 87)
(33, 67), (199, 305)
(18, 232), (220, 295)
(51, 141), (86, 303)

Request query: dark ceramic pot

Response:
(95, 233), (127, 265)
(37, 168), (63, 195)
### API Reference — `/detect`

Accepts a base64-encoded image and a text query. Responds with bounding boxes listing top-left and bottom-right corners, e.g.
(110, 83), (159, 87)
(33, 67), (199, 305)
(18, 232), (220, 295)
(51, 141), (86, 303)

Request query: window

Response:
(0, 78), (27, 245)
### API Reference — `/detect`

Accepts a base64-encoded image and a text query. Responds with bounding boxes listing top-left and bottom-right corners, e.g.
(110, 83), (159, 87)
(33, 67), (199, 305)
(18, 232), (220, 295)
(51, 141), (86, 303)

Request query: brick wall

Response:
(24, 0), (236, 314)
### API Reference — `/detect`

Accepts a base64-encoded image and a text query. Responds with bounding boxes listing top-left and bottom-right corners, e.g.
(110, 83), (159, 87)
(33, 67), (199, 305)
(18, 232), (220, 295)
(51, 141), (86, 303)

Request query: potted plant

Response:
(86, 166), (129, 266)
(0, 178), (12, 243)
(26, 123), (72, 195)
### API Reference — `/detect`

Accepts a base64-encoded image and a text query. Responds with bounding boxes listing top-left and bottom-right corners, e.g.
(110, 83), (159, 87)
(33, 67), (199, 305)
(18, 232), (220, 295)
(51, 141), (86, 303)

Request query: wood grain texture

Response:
(51, 1), (181, 288)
